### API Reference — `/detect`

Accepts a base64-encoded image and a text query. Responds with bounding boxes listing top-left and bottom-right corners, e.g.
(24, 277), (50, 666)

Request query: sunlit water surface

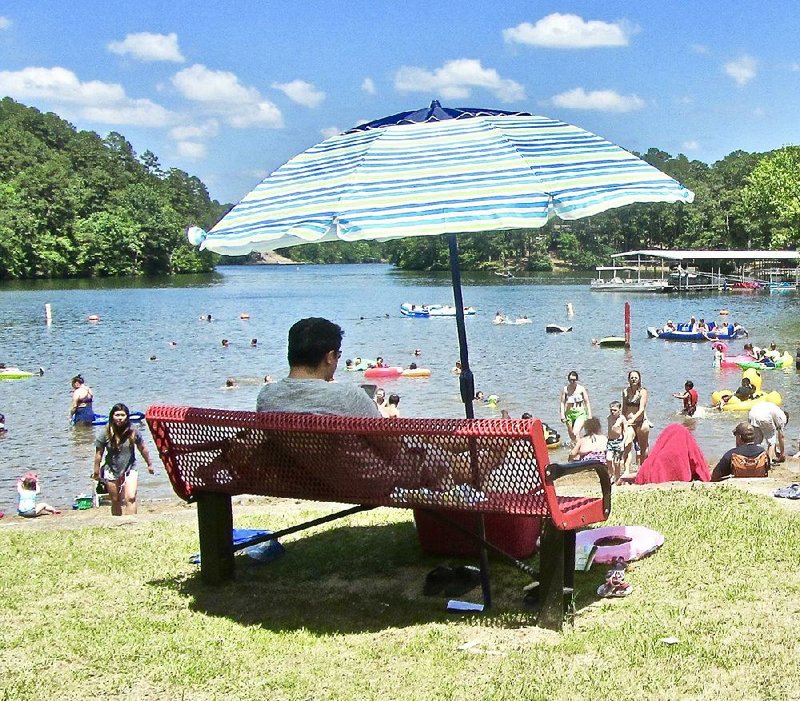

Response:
(1, 264), (798, 510)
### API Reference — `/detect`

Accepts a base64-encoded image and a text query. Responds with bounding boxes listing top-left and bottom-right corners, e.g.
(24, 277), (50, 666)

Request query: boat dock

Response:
(592, 249), (800, 293)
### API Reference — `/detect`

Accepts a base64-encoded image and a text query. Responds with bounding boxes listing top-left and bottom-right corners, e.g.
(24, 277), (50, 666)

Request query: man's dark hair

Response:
(287, 317), (343, 368)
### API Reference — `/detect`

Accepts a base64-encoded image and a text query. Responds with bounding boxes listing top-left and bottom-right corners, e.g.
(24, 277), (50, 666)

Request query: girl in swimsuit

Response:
(622, 369), (651, 466)
(560, 370), (592, 446)
(70, 374), (94, 425)
(569, 418), (608, 464)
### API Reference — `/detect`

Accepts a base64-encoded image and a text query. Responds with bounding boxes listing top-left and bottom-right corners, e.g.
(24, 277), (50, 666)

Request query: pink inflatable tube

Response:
(576, 525), (665, 563)
(721, 354), (754, 369)
(363, 366), (404, 379)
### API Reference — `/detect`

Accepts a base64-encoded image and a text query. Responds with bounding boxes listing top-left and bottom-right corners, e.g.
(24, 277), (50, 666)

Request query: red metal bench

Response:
(146, 406), (611, 629)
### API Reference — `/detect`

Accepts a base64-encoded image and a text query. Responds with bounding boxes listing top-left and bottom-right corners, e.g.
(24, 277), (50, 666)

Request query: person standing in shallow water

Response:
(560, 370), (591, 446)
(70, 375), (94, 424)
(622, 369), (651, 465)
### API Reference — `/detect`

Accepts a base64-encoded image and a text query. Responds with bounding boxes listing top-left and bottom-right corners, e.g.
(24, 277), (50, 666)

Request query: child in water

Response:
(17, 472), (59, 517)
(606, 402), (629, 484)
(673, 380), (698, 416)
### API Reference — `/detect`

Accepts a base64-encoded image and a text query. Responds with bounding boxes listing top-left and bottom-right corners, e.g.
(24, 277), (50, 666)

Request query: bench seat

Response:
(146, 406), (611, 629)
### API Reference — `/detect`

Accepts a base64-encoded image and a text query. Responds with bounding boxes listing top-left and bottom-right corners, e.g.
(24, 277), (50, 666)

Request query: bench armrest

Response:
(544, 459), (611, 523)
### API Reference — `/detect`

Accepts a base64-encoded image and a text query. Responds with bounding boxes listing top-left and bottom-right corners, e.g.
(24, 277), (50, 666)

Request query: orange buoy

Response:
(87, 314), (100, 322)
(240, 313), (250, 320)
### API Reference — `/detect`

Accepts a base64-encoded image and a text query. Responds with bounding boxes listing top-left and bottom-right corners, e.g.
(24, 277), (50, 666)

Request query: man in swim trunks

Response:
(748, 402), (788, 463)
(560, 370), (591, 446)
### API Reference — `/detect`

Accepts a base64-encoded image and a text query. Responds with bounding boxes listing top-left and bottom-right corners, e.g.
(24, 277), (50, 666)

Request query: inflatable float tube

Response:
(737, 352), (794, 370)
(597, 336), (627, 348)
(648, 322), (745, 342)
(0, 367), (34, 380)
(72, 411), (145, 426)
(427, 304), (476, 317)
(575, 525), (665, 564)
(711, 390), (783, 411)
(720, 354), (755, 369)
(401, 368), (431, 378)
(541, 422), (561, 450)
(546, 325), (572, 333)
(363, 366), (403, 379)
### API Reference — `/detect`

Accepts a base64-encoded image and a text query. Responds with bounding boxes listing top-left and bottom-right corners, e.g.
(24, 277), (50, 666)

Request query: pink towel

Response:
(634, 423), (710, 484)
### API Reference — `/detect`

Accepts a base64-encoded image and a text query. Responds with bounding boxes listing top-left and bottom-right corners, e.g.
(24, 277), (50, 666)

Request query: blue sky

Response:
(1, 1), (798, 203)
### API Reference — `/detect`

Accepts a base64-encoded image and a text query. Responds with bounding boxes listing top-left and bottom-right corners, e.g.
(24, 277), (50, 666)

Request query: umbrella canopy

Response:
(189, 101), (694, 418)
(189, 101), (693, 255)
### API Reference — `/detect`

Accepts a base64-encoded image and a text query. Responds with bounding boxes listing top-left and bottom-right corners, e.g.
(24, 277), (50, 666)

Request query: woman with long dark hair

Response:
(93, 403), (154, 515)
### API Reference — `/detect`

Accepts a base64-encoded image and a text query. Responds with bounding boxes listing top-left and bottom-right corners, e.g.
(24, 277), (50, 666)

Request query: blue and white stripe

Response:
(196, 113), (694, 255)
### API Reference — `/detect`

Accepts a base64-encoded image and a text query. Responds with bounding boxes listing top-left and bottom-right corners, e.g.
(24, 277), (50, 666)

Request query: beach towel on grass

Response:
(634, 423), (710, 484)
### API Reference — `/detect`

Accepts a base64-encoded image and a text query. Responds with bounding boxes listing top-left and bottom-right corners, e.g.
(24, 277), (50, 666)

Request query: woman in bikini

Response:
(560, 370), (592, 446)
(569, 418), (608, 464)
(70, 374), (94, 425)
(622, 369), (651, 466)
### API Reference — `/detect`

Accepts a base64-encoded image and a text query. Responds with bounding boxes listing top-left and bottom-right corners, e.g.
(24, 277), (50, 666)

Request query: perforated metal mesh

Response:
(146, 406), (607, 530)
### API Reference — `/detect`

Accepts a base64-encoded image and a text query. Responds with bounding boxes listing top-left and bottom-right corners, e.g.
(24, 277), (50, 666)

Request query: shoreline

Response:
(3, 462), (799, 532)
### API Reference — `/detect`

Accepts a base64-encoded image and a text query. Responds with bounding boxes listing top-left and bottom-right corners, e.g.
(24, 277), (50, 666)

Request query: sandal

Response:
(597, 557), (633, 598)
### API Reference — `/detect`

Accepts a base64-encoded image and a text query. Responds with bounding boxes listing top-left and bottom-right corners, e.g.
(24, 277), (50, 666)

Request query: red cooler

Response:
(413, 509), (541, 559)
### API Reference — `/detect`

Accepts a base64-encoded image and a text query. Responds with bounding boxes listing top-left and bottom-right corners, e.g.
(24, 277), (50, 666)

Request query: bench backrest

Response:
(146, 406), (561, 517)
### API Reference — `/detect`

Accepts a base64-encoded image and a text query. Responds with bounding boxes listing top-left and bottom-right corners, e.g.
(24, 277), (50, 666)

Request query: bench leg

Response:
(476, 514), (491, 609)
(537, 523), (576, 630)
(197, 493), (234, 585)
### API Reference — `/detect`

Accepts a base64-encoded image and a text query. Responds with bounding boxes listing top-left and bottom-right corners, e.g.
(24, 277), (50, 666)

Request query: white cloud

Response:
(108, 32), (184, 63)
(172, 64), (283, 128)
(503, 13), (634, 48)
(0, 65), (174, 126)
(724, 55), (757, 86)
(175, 141), (206, 159)
(320, 126), (341, 139)
(0, 16), (11, 30)
(395, 58), (524, 103)
(0, 66), (124, 103)
(169, 120), (219, 141)
(272, 79), (325, 108)
(681, 140), (699, 150)
(550, 87), (646, 112)
(82, 99), (174, 127)
(361, 77), (376, 94)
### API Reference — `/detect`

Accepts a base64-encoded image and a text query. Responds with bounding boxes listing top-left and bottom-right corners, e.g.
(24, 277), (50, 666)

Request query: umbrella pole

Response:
(447, 235), (475, 420)
(447, 234), (491, 609)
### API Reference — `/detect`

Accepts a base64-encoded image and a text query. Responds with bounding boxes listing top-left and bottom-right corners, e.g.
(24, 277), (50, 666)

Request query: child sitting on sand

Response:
(16, 472), (59, 517)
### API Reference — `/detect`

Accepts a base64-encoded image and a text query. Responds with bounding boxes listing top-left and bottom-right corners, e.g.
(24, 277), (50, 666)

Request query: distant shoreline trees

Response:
(1, 98), (797, 280)
(0, 98), (226, 280)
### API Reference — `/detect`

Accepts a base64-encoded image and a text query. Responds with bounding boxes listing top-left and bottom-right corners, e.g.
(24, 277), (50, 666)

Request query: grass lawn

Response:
(1, 486), (800, 700)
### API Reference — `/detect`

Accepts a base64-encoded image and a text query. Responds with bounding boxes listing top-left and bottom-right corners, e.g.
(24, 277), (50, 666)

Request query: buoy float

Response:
(240, 313), (250, 320)
(87, 314), (100, 322)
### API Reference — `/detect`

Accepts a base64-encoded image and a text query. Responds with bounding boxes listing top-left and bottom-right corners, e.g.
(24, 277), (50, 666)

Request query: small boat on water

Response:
(546, 325), (572, 333)
(591, 266), (673, 293)
(596, 337), (627, 348)
(647, 322), (747, 342)
(495, 270), (514, 279)
(0, 367), (34, 380)
(400, 303), (476, 318)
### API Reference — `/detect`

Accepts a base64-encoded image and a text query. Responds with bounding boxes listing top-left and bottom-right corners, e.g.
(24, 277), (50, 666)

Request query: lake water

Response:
(1, 264), (798, 511)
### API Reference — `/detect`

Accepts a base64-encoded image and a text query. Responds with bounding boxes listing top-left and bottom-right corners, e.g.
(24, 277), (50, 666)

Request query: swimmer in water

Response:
(560, 370), (591, 446)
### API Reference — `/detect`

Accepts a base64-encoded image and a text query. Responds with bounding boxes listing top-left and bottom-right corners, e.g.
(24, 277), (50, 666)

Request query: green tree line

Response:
(1, 97), (797, 279)
(0, 98), (225, 279)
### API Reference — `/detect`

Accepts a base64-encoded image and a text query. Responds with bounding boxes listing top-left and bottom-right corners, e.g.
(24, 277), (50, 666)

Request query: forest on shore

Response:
(1, 97), (798, 280)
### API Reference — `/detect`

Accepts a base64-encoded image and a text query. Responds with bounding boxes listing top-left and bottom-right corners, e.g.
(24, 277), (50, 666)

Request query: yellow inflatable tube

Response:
(401, 368), (432, 378)
(711, 368), (782, 411)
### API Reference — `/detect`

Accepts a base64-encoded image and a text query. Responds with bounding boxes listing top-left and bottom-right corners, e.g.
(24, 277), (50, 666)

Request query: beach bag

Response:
(731, 451), (769, 478)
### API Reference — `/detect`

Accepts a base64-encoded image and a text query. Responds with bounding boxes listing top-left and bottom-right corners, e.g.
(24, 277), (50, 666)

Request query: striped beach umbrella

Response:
(189, 101), (694, 417)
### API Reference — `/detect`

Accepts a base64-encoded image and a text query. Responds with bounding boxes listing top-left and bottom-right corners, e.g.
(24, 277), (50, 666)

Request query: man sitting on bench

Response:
(256, 317), (381, 418)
